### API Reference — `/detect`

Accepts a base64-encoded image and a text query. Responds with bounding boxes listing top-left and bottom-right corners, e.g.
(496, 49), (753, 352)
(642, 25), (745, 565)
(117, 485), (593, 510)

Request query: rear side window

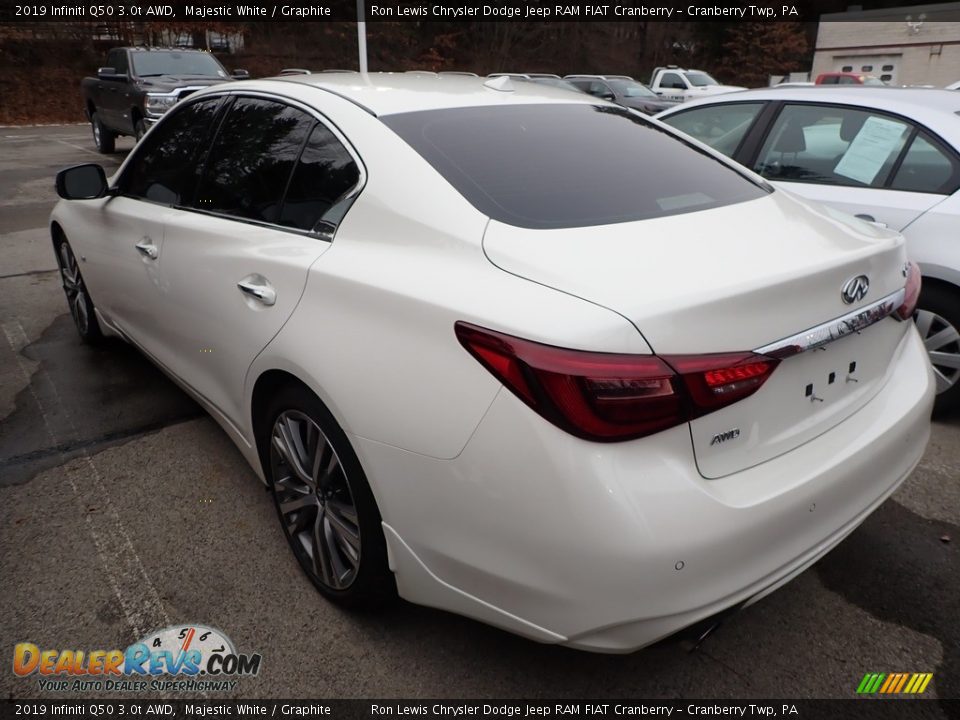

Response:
(890, 132), (959, 194)
(194, 98), (314, 223)
(660, 103), (764, 158)
(278, 123), (361, 233)
(121, 97), (223, 204)
(754, 104), (910, 188)
(382, 104), (767, 229)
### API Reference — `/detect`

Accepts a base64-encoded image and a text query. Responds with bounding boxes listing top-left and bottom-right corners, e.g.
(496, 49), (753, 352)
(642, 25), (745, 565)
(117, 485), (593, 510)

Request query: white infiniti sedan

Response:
(51, 74), (934, 653)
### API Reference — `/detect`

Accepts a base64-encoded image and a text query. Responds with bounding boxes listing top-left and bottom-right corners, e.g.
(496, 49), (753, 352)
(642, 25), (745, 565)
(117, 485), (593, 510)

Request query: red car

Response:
(815, 72), (886, 86)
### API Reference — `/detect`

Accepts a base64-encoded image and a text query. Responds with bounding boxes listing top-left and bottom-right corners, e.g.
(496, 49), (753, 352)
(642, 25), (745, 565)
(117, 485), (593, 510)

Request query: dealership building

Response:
(812, 2), (960, 86)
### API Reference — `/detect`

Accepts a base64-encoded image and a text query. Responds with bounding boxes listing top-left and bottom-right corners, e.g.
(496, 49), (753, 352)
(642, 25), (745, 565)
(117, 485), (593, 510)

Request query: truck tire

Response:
(91, 112), (116, 154)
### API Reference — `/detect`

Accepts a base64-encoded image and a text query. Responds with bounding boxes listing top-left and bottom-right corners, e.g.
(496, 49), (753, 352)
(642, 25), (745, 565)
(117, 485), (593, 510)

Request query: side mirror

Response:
(600, 92), (616, 102)
(98, 67), (127, 81)
(56, 164), (109, 200)
(232, 69), (250, 79)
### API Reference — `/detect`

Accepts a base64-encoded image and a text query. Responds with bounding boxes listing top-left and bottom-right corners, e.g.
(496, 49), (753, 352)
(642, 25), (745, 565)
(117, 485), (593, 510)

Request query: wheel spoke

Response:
(326, 507), (360, 566)
(327, 497), (358, 525)
(279, 493), (315, 516)
(924, 325), (960, 352)
(932, 366), (952, 394)
(312, 507), (336, 586)
(914, 310), (935, 339)
(929, 350), (960, 372)
(74, 291), (88, 333)
(316, 444), (340, 488)
(272, 417), (313, 486)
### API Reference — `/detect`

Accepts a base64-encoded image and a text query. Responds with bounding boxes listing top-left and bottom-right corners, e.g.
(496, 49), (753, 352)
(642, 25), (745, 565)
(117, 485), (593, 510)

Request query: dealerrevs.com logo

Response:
(13, 625), (262, 693)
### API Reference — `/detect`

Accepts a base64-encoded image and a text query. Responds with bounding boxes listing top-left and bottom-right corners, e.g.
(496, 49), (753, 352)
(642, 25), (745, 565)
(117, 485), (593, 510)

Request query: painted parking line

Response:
(2, 319), (171, 640)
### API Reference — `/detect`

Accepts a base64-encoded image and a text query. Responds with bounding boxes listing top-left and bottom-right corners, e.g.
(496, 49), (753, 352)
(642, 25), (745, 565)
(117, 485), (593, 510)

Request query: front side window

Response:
(660, 103), (765, 158)
(278, 123), (361, 233)
(890, 132), (959, 194)
(194, 98), (314, 224)
(383, 104), (767, 229)
(754, 104), (911, 188)
(121, 97), (223, 205)
(660, 72), (686, 90)
(106, 49), (128, 75)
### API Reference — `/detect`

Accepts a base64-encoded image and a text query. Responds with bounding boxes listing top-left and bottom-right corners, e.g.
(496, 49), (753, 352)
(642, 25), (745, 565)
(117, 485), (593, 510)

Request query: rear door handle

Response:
(135, 238), (158, 259)
(237, 278), (277, 306)
(854, 214), (888, 229)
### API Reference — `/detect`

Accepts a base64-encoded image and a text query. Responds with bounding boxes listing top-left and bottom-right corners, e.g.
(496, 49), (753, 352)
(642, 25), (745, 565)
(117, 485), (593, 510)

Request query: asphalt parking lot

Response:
(0, 125), (957, 707)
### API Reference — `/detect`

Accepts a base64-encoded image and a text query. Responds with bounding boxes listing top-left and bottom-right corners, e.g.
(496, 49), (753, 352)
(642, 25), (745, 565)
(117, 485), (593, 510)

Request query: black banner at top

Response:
(1, 0), (957, 23)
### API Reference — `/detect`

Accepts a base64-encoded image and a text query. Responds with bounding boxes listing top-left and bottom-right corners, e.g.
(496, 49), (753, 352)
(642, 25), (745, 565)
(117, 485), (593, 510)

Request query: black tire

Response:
(91, 112), (116, 154)
(915, 283), (960, 415)
(134, 118), (147, 142)
(260, 384), (395, 607)
(54, 236), (103, 344)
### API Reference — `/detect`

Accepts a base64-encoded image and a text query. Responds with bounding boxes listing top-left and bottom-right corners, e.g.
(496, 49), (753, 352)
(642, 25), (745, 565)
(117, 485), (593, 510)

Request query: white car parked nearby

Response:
(658, 87), (960, 412)
(51, 74), (933, 653)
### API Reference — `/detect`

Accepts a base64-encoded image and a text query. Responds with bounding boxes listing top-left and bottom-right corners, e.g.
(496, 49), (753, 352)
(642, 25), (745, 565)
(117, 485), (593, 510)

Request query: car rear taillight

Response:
(896, 261), (922, 320)
(455, 322), (779, 442)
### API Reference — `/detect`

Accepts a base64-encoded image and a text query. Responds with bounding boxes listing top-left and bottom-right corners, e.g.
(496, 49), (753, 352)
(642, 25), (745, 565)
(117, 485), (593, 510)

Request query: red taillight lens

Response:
(455, 322), (779, 442)
(896, 261), (922, 320)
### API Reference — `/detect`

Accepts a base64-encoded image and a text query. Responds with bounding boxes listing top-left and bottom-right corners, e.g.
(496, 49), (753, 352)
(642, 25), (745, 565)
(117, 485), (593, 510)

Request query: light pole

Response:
(357, 0), (368, 73)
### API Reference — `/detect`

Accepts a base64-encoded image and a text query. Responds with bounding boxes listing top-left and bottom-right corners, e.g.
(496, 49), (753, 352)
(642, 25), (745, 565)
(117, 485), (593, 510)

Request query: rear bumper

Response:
(357, 325), (934, 652)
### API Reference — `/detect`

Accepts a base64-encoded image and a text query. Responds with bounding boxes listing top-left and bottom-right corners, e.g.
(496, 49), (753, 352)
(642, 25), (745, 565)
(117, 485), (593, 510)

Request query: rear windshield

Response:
(382, 104), (767, 229)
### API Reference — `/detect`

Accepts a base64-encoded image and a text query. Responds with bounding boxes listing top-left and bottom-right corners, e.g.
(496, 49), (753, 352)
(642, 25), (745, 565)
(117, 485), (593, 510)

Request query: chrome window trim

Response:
(755, 288), (906, 359)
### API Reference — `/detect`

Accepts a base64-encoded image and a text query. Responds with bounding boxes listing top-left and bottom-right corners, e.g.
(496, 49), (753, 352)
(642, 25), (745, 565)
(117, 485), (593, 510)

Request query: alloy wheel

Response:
(915, 309), (960, 394)
(270, 410), (362, 590)
(58, 242), (90, 336)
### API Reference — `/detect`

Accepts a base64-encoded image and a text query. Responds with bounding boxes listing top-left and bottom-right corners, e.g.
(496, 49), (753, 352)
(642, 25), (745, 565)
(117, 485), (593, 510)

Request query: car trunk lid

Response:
(483, 191), (911, 476)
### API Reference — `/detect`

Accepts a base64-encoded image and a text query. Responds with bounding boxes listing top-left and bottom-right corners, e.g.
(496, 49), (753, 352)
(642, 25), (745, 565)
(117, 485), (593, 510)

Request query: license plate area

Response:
(690, 318), (908, 479)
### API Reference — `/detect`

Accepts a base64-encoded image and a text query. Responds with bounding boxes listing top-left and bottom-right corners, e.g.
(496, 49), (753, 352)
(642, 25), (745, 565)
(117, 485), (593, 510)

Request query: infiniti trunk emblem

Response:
(841, 275), (870, 304)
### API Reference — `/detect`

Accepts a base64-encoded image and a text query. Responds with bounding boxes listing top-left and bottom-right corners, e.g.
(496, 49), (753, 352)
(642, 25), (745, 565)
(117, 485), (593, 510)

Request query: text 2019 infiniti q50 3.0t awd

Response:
(51, 74), (934, 652)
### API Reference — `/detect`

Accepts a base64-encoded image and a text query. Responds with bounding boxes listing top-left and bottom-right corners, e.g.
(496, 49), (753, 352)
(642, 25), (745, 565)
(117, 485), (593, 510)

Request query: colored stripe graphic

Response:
(857, 673), (933, 694)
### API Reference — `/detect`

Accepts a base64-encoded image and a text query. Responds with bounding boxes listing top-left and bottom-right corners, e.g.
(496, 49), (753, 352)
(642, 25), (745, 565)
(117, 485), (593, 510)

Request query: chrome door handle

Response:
(855, 214), (888, 229)
(135, 239), (158, 259)
(237, 279), (277, 306)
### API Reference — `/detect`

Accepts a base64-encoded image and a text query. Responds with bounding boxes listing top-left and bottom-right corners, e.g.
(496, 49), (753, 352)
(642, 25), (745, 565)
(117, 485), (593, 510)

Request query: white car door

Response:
(141, 95), (364, 429)
(93, 95), (226, 346)
(752, 103), (946, 231)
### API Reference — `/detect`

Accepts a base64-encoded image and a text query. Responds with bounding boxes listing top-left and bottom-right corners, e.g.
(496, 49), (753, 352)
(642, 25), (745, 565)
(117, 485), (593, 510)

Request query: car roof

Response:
(266, 72), (600, 116)
(659, 86), (960, 145)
